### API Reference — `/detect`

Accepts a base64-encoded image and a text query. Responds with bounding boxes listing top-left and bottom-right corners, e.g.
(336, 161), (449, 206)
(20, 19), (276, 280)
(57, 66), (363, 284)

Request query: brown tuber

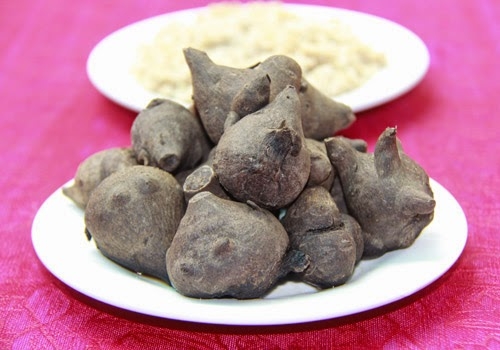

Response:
(325, 127), (436, 258)
(66, 46), (439, 300)
(63, 147), (138, 209)
(213, 85), (311, 210)
(281, 186), (361, 288)
(84, 165), (185, 282)
(131, 98), (211, 173)
(255, 54), (356, 139)
(305, 138), (335, 190)
(184, 47), (271, 144)
(254, 54), (302, 100)
(298, 78), (356, 139)
(166, 192), (308, 299)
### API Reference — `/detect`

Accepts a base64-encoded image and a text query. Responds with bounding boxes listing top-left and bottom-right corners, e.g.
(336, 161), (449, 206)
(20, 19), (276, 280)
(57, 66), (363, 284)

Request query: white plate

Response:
(86, 5), (430, 113)
(32, 179), (466, 325)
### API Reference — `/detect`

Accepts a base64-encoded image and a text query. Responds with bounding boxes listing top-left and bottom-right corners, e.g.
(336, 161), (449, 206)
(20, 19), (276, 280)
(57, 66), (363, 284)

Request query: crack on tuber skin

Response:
(264, 122), (301, 160)
(325, 127), (436, 258)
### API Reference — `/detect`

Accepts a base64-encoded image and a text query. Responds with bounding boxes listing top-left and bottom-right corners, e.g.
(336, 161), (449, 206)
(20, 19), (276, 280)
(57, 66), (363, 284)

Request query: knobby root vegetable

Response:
(166, 192), (309, 299)
(63, 147), (138, 209)
(67, 46), (437, 300)
(184, 47), (270, 144)
(84, 165), (185, 282)
(255, 54), (356, 139)
(329, 137), (367, 213)
(131, 98), (211, 173)
(282, 186), (361, 288)
(254, 55), (302, 100)
(305, 138), (335, 190)
(213, 85), (311, 210)
(298, 78), (356, 139)
(325, 127), (436, 258)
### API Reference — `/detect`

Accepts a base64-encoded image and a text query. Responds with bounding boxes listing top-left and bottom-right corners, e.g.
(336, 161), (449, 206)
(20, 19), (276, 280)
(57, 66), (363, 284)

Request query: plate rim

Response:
(86, 3), (430, 113)
(31, 178), (467, 326)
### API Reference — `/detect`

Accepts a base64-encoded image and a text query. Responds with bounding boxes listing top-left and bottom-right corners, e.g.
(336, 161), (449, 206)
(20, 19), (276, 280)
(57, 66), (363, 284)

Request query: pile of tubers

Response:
(64, 48), (436, 299)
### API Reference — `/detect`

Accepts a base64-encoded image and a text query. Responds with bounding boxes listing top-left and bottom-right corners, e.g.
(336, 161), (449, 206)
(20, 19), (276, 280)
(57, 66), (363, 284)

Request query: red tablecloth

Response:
(1, 0), (499, 348)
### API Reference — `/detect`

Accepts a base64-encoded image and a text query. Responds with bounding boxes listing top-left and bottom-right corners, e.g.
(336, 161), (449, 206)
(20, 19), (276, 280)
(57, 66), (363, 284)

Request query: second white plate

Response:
(31, 179), (466, 326)
(86, 4), (430, 113)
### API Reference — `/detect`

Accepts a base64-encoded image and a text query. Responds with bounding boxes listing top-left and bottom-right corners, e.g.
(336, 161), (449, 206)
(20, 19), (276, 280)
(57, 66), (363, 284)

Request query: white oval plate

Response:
(86, 4), (430, 113)
(32, 179), (466, 325)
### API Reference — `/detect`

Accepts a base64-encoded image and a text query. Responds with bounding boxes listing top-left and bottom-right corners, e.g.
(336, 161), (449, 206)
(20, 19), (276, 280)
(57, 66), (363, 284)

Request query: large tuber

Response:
(325, 127), (436, 258)
(166, 192), (308, 299)
(84, 165), (185, 282)
(213, 85), (311, 210)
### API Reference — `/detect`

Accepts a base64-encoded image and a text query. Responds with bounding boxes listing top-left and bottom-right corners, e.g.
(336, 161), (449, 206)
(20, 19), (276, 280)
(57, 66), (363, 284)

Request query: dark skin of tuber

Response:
(84, 165), (185, 282)
(63, 147), (138, 209)
(325, 127), (436, 258)
(281, 186), (361, 288)
(183, 47), (271, 144)
(213, 85), (311, 210)
(131, 98), (212, 174)
(298, 78), (356, 139)
(305, 138), (335, 190)
(166, 192), (308, 299)
(255, 55), (356, 139)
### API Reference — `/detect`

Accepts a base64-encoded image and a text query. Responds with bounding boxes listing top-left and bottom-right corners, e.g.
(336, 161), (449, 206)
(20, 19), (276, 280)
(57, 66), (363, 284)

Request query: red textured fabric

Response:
(1, 0), (499, 348)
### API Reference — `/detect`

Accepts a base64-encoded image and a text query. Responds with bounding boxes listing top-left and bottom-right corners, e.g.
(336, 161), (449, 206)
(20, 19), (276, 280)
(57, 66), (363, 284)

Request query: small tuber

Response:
(63, 147), (138, 209)
(281, 186), (360, 288)
(305, 138), (335, 190)
(131, 98), (211, 173)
